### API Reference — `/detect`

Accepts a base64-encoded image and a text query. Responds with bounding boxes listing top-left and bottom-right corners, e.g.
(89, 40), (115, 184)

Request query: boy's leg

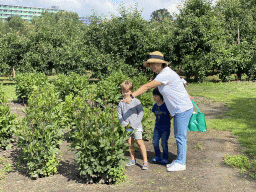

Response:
(136, 139), (148, 163)
(152, 128), (161, 158)
(161, 131), (171, 160)
(128, 137), (135, 161)
(133, 131), (148, 163)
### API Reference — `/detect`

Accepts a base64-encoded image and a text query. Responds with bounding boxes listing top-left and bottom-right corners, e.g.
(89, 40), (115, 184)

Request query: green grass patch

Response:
(0, 84), (16, 101)
(187, 81), (256, 156)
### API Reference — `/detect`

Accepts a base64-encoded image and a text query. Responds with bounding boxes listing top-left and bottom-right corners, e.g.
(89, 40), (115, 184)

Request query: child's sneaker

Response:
(142, 162), (149, 170)
(166, 161), (186, 172)
(152, 156), (161, 163)
(160, 159), (168, 164)
(126, 159), (136, 166)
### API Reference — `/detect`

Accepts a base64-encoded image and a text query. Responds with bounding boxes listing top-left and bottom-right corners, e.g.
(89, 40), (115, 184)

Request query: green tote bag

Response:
(187, 100), (207, 132)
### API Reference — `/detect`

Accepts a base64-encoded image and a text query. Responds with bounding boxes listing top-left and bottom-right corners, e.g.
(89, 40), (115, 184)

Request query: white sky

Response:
(0, 0), (185, 20)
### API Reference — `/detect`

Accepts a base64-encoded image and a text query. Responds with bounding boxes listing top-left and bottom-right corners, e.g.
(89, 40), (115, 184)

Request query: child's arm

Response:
(117, 102), (129, 128)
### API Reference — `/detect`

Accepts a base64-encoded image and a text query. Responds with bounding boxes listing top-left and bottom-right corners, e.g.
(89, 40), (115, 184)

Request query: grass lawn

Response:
(187, 81), (256, 158)
(1, 85), (16, 101)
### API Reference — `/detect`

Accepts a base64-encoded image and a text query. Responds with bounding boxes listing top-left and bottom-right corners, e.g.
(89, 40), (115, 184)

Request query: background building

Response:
(0, 4), (63, 22)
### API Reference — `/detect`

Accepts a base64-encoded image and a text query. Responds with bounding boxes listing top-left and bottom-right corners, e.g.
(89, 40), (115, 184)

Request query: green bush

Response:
(142, 107), (155, 141)
(94, 71), (130, 106)
(53, 72), (90, 101)
(16, 84), (64, 179)
(14, 72), (49, 101)
(66, 94), (130, 183)
(0, 85), (17, 149)
(132, 74), (154, 108)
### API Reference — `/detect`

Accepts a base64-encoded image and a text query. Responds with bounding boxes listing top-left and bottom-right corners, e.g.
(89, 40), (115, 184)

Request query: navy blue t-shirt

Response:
(152, 102), (171, 132)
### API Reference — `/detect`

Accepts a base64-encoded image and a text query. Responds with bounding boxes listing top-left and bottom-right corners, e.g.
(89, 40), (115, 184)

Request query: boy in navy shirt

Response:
(152, 88), (172, 164)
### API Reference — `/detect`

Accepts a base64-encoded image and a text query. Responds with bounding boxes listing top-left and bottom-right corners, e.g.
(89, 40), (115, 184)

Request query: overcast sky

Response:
(0, 0), (186, 20)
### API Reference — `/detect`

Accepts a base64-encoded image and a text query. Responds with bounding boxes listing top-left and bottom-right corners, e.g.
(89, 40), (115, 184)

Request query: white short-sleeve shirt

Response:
(154, 67), (193, 116)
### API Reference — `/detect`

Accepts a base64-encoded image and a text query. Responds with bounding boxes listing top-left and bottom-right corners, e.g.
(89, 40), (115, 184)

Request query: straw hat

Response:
(144, 51), (169, 67)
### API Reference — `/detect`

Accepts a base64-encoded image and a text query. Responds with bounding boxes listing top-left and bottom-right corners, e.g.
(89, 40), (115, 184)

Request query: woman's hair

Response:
(153, 87), (163, 101)
(161, 63), (167, 68)
(121, 81), (134, 92)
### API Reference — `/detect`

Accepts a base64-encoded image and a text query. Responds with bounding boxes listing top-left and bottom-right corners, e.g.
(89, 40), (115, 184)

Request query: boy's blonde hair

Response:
(121, 81), (134, 92)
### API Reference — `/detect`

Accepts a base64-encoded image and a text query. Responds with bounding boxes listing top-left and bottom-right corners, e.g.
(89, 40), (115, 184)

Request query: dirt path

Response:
(1, 97), (255, 192)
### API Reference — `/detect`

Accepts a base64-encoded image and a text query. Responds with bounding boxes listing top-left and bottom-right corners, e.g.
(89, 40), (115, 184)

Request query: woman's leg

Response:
(173, 108), (193, 164)
(161, 131), (170, 160)
(152, 128), (161, 158)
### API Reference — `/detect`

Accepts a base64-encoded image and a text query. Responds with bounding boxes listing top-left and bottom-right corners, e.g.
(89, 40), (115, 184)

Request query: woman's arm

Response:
(124, 80), (163, 104)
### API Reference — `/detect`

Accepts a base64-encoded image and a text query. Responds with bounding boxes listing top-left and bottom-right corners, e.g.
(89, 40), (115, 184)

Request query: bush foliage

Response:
(0, 85), (17, 149)
(17, 84), (64, 178)
(14, 73), (49, 101)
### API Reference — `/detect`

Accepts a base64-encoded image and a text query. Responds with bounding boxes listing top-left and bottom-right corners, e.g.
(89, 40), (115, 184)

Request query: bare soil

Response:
(1, 97), (256, 192)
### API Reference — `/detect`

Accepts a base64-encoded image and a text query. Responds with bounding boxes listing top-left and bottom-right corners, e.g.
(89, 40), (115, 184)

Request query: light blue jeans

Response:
(173, 108), (193, 165)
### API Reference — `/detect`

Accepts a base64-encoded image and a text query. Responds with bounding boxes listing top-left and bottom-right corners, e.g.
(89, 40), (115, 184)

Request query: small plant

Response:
(152, 169), (163, 173)
(0, 156), (12, 180)
(204, 158), (210, 163)
(224, 154), (251, 171)
(109, 165), (127, 184)
(195, 142), (203, 150)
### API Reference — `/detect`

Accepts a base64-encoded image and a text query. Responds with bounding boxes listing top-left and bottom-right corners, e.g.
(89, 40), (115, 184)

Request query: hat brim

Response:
(144, 59), (169, 68)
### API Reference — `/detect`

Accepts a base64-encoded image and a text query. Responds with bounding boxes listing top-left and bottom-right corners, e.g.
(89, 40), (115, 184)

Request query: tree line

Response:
(0, 0), (256, 82)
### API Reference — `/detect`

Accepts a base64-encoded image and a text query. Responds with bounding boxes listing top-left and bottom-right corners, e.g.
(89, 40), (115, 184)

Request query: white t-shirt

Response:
(154, 67), (193, 116)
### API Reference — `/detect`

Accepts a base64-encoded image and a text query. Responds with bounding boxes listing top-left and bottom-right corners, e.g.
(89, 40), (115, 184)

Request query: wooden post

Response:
(238, 28), (240, 52)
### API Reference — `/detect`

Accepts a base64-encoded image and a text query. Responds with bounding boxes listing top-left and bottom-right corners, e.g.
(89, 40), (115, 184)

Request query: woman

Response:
(123, 51), (193, 172)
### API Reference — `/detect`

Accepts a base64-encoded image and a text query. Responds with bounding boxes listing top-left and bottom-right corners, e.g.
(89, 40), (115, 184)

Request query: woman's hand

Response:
(123, 95), (133, 104)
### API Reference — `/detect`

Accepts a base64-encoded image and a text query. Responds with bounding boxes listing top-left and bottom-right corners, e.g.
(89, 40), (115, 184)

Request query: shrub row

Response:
(15, 72), (155, 137)
(0, 85), (17, 149)
(14, 72), (155, 182)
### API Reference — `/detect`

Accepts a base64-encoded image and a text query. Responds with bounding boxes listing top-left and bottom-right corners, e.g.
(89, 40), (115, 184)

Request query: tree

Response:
(213, 0), (256, 80)
(173, 0), (214, 82)
(150, 8), (172, 22)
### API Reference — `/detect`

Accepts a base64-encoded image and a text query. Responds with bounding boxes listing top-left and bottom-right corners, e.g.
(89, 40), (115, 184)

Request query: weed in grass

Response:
(152, 169), (163, 173)
(224, 154), (253, 175)
(205, 158), (210, 163)
(195, 142), (203, 150)
(0, 157), (12, 180)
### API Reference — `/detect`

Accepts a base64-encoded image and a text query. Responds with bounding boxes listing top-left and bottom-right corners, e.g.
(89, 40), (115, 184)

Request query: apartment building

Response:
(0, 4), (63, 21)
